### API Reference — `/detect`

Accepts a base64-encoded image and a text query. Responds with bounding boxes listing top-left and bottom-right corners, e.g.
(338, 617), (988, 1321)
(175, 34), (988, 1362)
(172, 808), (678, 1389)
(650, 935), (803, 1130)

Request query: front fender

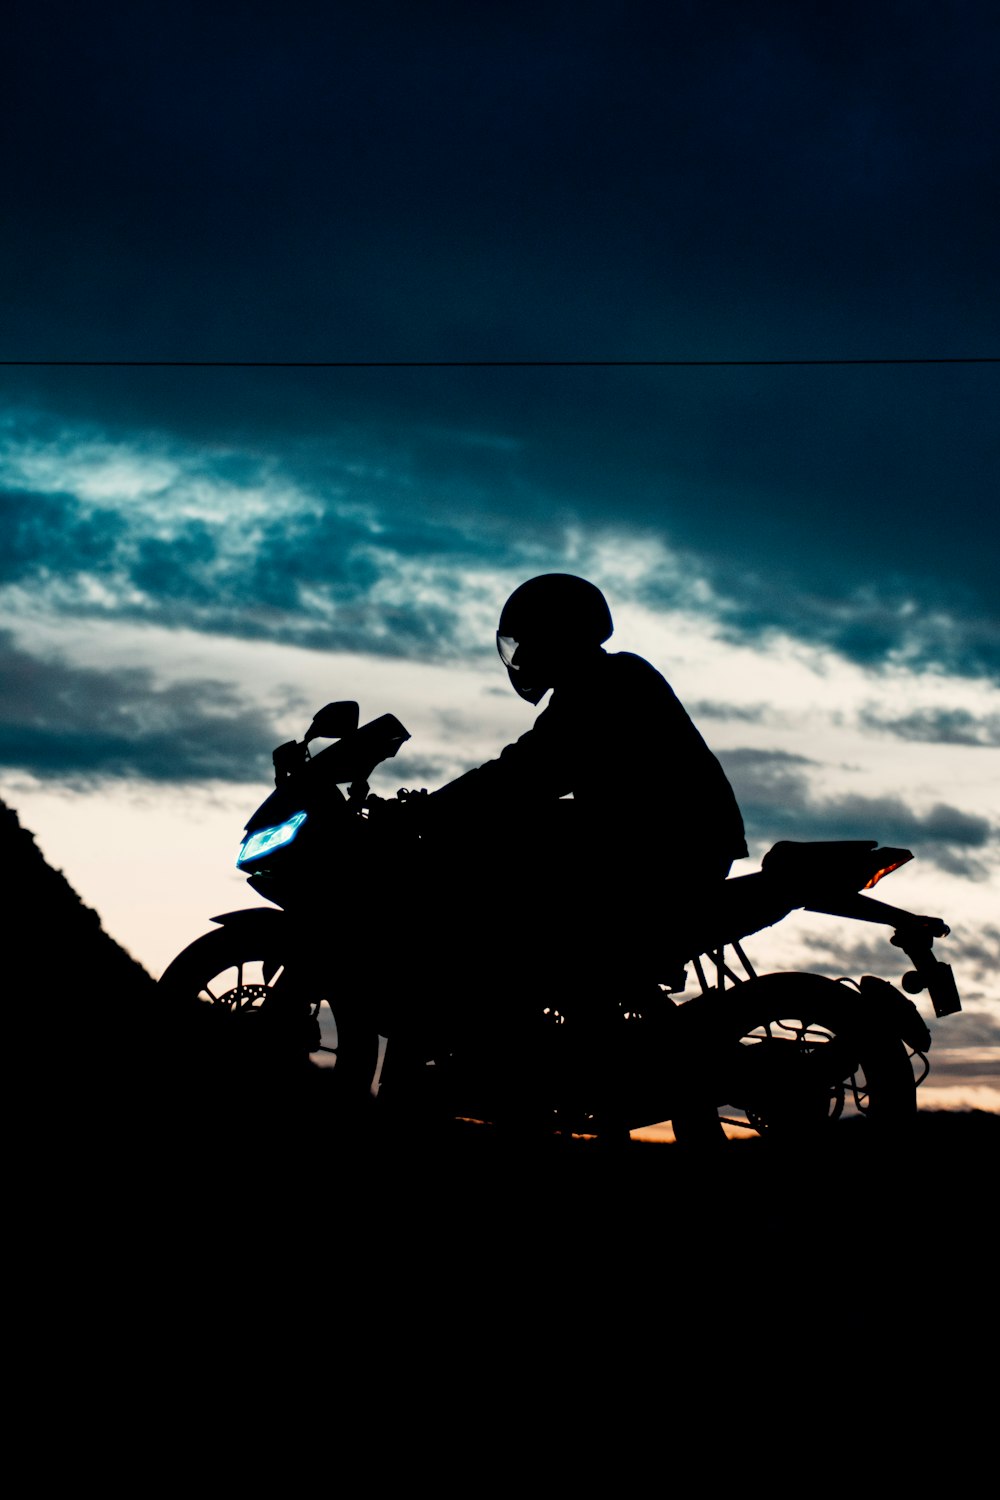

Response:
(209, 906), (288, 933)
(158, 907), (289, 996)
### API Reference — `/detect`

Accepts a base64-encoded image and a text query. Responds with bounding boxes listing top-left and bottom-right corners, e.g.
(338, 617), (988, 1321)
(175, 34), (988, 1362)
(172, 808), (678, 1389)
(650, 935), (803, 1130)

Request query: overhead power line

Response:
(0, 356), (997, 369)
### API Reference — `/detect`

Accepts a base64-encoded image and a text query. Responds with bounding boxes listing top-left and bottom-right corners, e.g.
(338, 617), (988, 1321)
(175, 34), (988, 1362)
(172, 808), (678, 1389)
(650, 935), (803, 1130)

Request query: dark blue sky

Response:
(6, 1), (996, 361)
(1, 1), (998, 746)
(3, 0), (997, 682)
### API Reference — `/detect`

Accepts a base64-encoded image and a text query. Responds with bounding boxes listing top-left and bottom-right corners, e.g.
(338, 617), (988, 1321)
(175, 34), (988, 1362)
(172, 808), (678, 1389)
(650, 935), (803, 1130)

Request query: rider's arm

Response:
(426, 699), (574, 812)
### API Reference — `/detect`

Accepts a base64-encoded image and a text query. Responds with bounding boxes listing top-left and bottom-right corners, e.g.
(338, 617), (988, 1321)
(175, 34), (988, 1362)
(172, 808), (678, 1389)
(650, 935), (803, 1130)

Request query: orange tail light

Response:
(863, 851), (913, 889)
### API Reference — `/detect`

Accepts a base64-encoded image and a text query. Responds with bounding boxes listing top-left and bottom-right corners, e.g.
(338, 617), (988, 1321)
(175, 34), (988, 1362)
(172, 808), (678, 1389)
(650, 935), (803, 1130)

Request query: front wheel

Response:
(157, 912), (380, 1095)
(676, 972), (918, 1145)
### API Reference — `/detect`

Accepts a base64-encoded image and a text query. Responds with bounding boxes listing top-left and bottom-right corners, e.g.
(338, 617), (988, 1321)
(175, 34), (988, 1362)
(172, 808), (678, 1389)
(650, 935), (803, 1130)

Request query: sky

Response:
(2, 1), (998, 1112)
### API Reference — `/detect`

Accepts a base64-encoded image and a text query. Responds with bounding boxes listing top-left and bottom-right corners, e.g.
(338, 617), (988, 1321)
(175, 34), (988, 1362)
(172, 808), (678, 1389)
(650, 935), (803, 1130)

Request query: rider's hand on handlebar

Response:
(365, 789), (427, 828)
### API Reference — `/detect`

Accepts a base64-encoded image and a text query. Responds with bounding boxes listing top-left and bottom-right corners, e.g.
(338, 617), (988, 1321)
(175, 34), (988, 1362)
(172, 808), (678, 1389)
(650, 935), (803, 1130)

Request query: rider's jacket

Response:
(427, 649), (747, 879)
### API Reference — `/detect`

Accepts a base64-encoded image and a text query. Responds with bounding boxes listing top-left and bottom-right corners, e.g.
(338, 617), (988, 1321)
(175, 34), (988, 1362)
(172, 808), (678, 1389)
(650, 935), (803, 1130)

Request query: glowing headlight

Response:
(237, 811), (307, 867)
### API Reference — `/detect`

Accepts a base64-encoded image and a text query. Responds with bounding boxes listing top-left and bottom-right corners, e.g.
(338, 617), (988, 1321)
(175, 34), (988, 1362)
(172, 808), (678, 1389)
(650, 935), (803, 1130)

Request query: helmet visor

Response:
(497, 633), (549, 704)
(496, 633), (519, 669)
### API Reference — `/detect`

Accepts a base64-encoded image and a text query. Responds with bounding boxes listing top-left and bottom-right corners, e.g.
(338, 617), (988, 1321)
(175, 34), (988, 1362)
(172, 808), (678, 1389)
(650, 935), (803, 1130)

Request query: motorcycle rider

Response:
(426, 573), (746, 889)
(391, 573), (747, 1135)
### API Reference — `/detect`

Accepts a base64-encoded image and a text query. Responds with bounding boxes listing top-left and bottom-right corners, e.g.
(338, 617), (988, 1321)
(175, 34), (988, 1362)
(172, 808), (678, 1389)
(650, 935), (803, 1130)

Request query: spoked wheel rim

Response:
(158, 917), (380, 1093)
(729, 1013), (853, 1135)
(196, 956), (281, 1015)
(683, 973), (918, 1143)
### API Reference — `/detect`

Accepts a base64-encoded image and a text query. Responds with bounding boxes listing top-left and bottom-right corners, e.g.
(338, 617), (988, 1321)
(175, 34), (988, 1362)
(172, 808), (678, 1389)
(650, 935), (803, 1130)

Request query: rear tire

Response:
(684, 972), (917, 1144)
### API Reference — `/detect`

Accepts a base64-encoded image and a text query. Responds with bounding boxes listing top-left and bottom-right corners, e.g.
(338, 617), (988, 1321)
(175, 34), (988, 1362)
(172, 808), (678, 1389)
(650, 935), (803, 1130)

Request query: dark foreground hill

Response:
(3, 796), (157, 1016)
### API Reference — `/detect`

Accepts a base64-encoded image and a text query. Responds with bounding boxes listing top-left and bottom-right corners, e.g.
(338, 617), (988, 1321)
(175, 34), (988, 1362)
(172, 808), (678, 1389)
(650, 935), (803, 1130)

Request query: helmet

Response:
(496, 574), (613, 703)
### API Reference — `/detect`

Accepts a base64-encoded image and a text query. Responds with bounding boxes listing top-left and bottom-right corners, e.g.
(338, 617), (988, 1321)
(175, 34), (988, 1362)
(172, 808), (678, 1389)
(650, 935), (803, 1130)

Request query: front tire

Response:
(158, 913), (380, 1095)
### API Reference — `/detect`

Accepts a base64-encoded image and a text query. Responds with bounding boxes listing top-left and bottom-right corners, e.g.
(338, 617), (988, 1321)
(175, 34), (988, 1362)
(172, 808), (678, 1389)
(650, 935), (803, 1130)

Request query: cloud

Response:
(796, 930), (926, 982)
(0, 486), (128, 587)
(859, 705), (1000, 746)
(720, 746), (994, 879)
(684, 700), (775, 725)
(950, 925), (1000, 973)
(811, 795), (990, 852)
(704, 569), (1000, 683)
(0, 415), (525, 660)
(718, 747), (817, 818)
(3, 387), (999, 693)
(380, 751), (462, 789)
(930, 1013), (1000, 1051)
(934, 926), (1000, 1022)
(0, 631), (289, 784)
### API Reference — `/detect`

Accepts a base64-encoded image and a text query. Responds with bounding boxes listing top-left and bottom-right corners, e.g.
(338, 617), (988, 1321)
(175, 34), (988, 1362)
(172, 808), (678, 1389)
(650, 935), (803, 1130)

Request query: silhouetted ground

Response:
(81, 1035), (999, 1267)
(44, 1006), (997, 1385)
(9, 794), (995, 1363)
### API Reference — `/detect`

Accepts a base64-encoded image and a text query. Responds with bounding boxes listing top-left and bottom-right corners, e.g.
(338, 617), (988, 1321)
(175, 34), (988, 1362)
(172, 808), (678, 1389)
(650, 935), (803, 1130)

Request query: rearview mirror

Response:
(306, 700), (360, 742)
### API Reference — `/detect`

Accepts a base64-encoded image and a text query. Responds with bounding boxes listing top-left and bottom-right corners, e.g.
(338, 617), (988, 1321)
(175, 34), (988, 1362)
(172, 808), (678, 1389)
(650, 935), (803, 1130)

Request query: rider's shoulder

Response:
(604, 649), (660, 674)
(603, 650), (675, 691)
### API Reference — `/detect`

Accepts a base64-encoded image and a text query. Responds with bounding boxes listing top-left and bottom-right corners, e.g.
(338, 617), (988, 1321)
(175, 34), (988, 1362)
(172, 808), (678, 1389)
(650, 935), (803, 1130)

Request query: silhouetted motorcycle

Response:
(158, 701), (962, 1143)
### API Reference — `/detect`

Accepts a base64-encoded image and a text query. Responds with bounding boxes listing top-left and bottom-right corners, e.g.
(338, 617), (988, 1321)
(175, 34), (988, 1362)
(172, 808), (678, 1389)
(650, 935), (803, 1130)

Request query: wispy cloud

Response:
(721, 746), (994, 880)
(0, 630), (291, 784)
(0, 412), (522, 659)
(685, 700), (777, 724)
(708, 572), (1000, 683)
(859, 705), (1000, 746)
(4, 403), (999, 690)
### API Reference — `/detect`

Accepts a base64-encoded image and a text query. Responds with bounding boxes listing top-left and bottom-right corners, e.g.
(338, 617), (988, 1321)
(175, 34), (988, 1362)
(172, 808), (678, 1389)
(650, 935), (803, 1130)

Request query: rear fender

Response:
(858, 974), (932, 1052)
(696, 971), (920, 1124)
(702, 971), (928, 1054)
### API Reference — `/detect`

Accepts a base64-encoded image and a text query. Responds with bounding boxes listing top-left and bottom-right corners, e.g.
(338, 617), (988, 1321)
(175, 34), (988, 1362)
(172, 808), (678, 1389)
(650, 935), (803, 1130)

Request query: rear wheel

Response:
(678, 972), (917, 1144)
